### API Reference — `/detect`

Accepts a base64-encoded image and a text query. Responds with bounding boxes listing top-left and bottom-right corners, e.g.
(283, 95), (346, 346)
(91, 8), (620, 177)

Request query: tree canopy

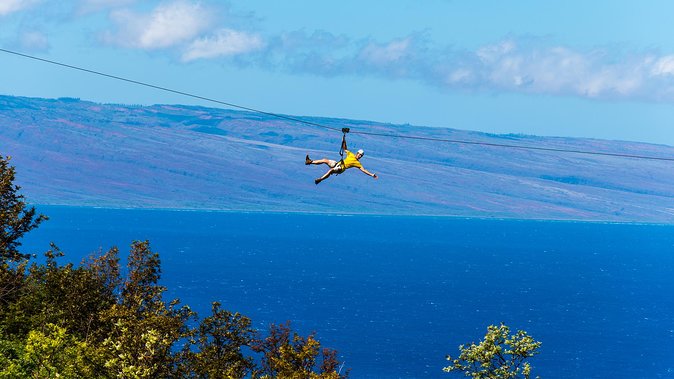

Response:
(0, 155), (348, 378)
(0, 155), (47, 263)
(1, 154), (543, 378)
(444, 323), (541, 379)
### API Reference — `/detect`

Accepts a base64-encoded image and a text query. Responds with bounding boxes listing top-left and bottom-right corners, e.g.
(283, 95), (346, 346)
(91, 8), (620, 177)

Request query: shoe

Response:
(314, 179), (321, 185)
(305, 155), (312, 165)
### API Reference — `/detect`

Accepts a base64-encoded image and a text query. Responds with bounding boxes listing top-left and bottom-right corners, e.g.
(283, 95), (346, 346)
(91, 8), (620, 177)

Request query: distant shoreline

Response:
(33, 204), (674, 226)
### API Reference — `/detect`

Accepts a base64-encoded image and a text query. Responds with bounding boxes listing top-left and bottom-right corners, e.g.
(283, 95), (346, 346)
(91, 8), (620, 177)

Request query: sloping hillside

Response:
(2, 95), (674, 222)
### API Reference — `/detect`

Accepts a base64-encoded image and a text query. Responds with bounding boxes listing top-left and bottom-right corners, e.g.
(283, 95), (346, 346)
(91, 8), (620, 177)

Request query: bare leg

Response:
(311, 158), (332, 166)
(315, 168), (335, 184)
(306, 154), (336, 167)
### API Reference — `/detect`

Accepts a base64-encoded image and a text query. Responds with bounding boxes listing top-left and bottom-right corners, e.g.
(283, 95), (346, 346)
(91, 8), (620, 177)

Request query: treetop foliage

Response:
(0, 155), (47, 263)
(444, 323), (541, 379)
(0, 155), (349, 378)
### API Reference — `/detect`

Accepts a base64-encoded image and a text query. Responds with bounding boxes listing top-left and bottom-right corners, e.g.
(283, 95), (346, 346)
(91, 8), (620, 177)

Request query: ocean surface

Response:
(20, 206), (674, 379)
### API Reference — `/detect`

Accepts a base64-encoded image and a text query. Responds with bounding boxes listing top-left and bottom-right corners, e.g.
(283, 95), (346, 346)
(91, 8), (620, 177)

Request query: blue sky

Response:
(2, 0), (674, 144)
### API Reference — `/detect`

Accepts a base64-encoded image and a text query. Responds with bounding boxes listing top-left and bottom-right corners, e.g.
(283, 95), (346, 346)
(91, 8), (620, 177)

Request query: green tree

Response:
(0, 159), (351, 378)
(101, 241), (194, 379)
(252, 321), (348, 379)
(0, 156), (47, 311)
(178, 301), (256, 378)
(0, 259), (27, 316)
(0, 156), (47, 263)
(0, 323), (97, 378)
(0, 244), (118, 342)
(444, 323), (541, 379)
(121, 240), (163, 313)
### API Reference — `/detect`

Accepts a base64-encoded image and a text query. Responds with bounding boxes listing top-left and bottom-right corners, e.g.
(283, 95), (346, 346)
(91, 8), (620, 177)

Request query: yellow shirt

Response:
(342, 150), (362, 169)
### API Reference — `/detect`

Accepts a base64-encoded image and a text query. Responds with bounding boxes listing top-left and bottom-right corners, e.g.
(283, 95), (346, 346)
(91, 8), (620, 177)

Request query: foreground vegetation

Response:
(0, 156), (347, 378)
(1, 155), (541, 378)
(444, 324), (541, 379)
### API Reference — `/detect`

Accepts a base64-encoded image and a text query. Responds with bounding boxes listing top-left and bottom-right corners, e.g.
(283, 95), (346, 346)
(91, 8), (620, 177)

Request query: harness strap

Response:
(339, 127), (350, 158)
(339, 134), (346, 158)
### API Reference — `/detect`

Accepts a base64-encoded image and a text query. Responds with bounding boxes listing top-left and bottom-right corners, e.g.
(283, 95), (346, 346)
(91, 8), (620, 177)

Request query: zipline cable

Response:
(352, 130), (674, 162)
(2, 47), (673, 162)
(0, 48), (341, 133)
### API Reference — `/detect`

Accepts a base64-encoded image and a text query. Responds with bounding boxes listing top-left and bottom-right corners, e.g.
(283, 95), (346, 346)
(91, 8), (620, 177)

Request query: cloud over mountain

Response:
(252, 32), (674, 103)
(76, 0), (137, 15)
(182, 28), (263, 62)
(101, 0), (214, 49)
(0, 0), (40, 16)
(17, 30), (49, 51)
(4, 1), (674, 104)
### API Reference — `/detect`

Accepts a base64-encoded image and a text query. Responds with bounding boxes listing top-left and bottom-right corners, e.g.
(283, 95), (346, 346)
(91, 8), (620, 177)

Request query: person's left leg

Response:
(315, 168), (335, 184)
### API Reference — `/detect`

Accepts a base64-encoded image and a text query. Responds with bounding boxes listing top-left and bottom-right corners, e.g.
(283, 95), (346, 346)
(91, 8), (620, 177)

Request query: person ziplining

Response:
(305, 128), (379, 185)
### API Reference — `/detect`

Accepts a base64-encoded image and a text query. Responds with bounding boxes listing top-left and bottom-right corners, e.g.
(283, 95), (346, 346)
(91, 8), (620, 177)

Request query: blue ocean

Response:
(21, 206), (674, 379)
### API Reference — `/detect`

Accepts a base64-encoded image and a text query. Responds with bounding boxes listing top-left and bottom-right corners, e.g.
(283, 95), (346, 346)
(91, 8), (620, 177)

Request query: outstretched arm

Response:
(359, 167), (378, 179)
(341, 135), (348, 152)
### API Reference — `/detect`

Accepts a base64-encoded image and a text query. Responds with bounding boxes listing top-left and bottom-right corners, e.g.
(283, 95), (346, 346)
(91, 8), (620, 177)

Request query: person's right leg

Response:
(306, 155), (335, 166)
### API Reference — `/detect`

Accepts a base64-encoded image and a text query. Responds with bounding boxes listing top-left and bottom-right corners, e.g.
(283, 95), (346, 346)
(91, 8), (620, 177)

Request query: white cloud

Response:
(0, 0), (39, 16)
(255, 30), (353, 75)
(93, 2), (674, 104)
(464, 41), (662, 100)
(651, 55), (674, 76)
(102, 0), (214, 50)
(18, 30), (49, 51)
(255, 33), (674, 102)
(348, 37), (418, 78)
(182, 28), (263, 62)
(359, 37), (412, 66)
(76, 0), (137, 15)
(446, 68), (473, 85)
(476, 40), (516, 63)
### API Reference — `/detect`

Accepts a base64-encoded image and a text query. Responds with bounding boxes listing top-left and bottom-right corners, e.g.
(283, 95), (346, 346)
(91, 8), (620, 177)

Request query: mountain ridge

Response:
(2, 94), (674, 222)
